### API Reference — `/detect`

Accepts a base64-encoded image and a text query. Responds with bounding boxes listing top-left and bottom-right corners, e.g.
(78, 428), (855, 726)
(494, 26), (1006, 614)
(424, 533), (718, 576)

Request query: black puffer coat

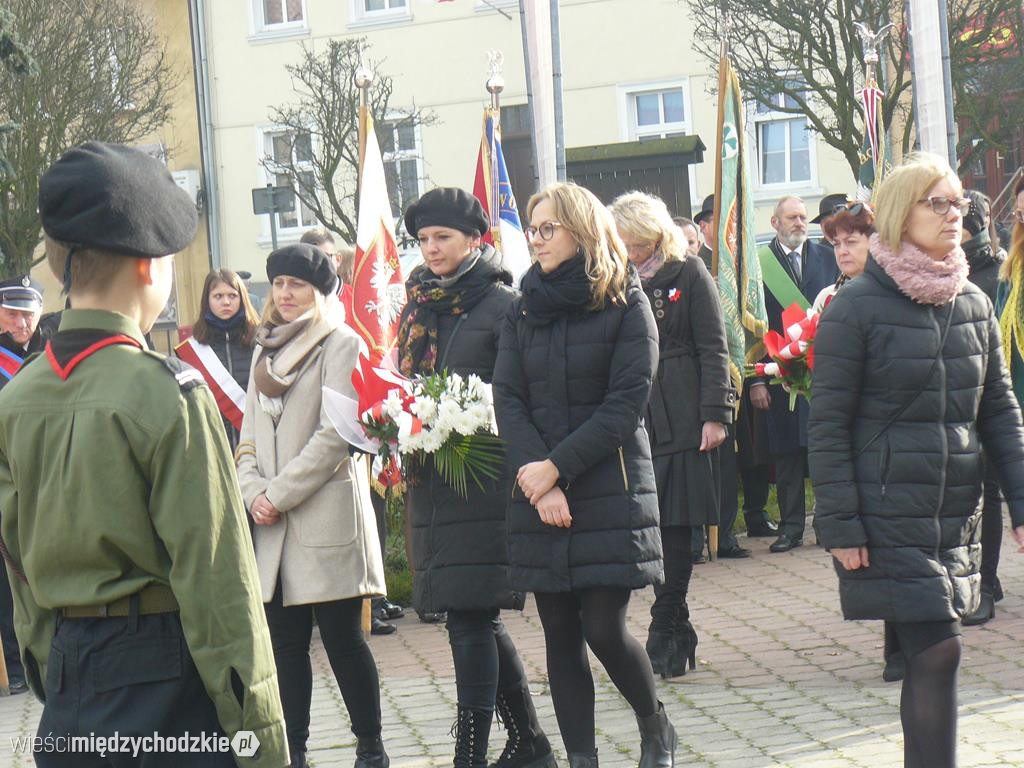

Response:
(963, 230), (1005, 303)
(493, 274), (662, 593)
(401, 247), (524, 613)
(809, 257), (1024, 622)
(643, 256), (735, 455)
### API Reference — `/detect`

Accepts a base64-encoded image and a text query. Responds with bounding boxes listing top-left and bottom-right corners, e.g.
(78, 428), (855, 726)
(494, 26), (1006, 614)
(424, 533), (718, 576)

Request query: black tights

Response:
(264, 589), (382, 756)
(650, 526), (694, 632)
(534, 587), (658, 755)
(900, 636), (961, 768)
(446, 609), (528, 711)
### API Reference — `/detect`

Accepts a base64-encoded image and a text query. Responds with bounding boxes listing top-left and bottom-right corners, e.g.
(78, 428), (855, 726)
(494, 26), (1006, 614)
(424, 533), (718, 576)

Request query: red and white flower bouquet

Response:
(324, 356), (503, 497)
(746, 302), (822, 410)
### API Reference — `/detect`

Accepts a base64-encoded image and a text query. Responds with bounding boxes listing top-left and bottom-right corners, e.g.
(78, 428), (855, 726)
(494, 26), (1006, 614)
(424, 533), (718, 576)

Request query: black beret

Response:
(403, 187), (489, 239)
(266, 243), (339, 296)
(0, 275), (43, 311)
(38, 142), (198, 258)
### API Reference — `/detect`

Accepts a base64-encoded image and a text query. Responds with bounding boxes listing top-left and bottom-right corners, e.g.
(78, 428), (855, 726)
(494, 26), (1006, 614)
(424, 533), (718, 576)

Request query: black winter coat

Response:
(400, 249), (524, 613)
(963, 232), (1005, 303)
(809, 257), (1024, 622)
(643, 257), (735, 455)
(493, 275), (663, 593)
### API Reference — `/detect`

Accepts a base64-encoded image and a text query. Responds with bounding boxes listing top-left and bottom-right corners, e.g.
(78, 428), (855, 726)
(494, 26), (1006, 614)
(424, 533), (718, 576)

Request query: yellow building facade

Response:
(198, 0), (856, 284)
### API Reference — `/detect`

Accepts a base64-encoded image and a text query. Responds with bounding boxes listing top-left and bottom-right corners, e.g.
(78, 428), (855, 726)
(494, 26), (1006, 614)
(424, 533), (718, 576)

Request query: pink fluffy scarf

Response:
(870, 233), (968, 306)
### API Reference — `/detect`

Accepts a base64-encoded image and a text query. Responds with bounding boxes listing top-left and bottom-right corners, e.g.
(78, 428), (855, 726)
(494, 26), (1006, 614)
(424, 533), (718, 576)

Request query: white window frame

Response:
(379, 114), (425, 253)
(348, 0), (412, 29)
(257, 126), (320, 244)
(616, 79), (699, 209)
(249, 0), (308, 42)
(749, 90), (819, 194)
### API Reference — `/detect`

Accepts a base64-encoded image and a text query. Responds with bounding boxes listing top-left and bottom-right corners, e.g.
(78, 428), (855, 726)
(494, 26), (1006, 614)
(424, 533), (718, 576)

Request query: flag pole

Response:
(353, 63), (376, 636)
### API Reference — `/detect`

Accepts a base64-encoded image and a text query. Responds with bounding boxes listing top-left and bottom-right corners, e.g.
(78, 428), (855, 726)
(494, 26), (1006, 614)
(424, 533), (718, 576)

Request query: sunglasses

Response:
(830, 201), (869, 217)
(916, 196), (971, 216)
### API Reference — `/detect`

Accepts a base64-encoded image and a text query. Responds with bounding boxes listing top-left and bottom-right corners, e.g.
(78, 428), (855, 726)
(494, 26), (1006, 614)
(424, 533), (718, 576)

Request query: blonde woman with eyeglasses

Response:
(809, 154), (1024, 768)
(493, 182), (675, 768)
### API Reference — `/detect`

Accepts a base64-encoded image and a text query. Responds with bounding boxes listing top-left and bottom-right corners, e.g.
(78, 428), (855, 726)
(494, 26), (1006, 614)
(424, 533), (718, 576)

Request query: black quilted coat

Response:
(809, 257), (1024, 622)
(401, 247), (524, 613)
(493, 275), (663, 593)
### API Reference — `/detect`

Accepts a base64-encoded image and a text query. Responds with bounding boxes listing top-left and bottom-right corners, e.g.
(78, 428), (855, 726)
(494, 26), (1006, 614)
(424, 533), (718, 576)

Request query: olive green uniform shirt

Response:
(0, 309), (288, 768)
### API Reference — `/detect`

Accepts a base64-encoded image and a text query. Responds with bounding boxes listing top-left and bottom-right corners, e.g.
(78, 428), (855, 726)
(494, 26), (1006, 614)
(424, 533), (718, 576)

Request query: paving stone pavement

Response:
(2, 523), (1022, 767)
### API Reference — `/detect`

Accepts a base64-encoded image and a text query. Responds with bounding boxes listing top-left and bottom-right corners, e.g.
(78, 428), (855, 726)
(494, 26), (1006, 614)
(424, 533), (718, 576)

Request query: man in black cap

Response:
(693, 194), (716, 272)
(810, 193), (848, 254)
(0, 142), (288, 766)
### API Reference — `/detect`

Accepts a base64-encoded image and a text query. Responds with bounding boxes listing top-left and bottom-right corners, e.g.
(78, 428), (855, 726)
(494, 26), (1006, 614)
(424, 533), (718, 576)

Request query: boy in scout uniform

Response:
(0, 142), (289, 767)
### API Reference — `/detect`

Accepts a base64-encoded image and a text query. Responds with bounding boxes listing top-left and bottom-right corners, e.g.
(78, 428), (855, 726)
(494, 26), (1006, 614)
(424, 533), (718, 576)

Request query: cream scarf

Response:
(253, 310), (334, 418)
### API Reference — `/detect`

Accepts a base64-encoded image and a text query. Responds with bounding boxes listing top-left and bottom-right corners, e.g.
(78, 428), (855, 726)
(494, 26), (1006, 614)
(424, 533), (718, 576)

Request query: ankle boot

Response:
(354, 735), (390, 768)
(567, 753), (598, 768)
(290, 751), (309, 768)
(452, 707), (492, 768)
(666, 620), (698, 678)
(636, 702), (676, 768)
(962, 589), (995, 626)
(489, 686), (556, 768)
(644, 628), (675, 679)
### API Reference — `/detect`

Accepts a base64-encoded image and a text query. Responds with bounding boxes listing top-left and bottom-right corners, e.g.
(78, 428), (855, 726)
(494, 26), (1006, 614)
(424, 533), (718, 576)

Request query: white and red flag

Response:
(351, 113), (407, 364)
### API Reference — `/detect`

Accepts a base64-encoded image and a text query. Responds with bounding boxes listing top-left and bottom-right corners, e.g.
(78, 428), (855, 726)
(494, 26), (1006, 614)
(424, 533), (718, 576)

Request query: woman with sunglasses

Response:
(610, 191), (733, 681)
(494, 182), (674, 768)
(813, 202), (875, 311)
(809, 153), (1024, 768)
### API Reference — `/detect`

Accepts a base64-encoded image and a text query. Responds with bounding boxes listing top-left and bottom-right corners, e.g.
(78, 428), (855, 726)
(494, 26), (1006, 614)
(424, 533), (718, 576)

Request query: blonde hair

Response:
(526, 182), (628, 309)
(609, 191), (687, 263)
(874, 152), (963, 252)
(44, 235), (134, 293)
(999, 177), (1024, 282)
(259, 281), (326, 327)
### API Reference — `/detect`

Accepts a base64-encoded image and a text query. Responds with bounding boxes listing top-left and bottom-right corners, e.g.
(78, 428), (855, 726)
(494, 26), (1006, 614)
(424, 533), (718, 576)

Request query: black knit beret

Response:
(38, 142), (198, 258)
(403, 187), (489, 239)
(266, 243), (339, 296)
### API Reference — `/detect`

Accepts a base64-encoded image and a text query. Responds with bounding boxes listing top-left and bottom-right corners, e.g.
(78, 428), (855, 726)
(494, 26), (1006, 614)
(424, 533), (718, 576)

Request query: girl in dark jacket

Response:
(809, 154), (1024, 768)
(176, 269), (259, 449)
(396, 188), (555, 768)
(493, 182), (674, 768)
(610, 191), (733, 679)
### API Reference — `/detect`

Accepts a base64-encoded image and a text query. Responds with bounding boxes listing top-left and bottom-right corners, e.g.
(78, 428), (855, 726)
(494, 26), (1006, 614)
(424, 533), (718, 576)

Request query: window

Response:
(753, 91), (812, 186)
(379, 117), (422, 222)
(627, 86), (689, 141)
(350, 0), (410, 26)
(253, 0), (305, 33)
(261, 130), (318, 233)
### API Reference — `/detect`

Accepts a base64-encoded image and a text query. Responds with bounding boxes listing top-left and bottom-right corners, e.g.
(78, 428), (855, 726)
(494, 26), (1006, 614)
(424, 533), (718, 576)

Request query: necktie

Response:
(788, 250), (802, 283)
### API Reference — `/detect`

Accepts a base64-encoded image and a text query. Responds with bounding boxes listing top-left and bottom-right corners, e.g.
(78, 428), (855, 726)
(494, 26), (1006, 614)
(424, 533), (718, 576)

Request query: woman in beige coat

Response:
(236, 244), (388, 768)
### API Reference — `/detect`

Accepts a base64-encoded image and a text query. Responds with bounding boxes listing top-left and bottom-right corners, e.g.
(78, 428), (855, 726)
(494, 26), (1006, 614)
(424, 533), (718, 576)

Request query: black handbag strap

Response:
(855, 299), (956, 458)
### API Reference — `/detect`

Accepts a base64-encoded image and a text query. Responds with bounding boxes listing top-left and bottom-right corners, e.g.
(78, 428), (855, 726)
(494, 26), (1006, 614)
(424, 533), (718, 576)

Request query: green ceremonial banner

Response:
(713, 53), (768, 391)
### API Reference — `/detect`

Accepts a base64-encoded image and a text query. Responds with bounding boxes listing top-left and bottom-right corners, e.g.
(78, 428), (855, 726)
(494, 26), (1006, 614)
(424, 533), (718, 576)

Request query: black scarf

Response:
(397, 246), (510, 376)
(519, 255), (593, 326)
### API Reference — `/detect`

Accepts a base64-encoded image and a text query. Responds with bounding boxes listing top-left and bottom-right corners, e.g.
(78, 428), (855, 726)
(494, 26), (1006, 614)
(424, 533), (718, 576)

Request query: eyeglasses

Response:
(831, 201), (869, 217)
(1013, 210), (1024, 225)
(916, 196), (971, 216)
(525, 221), (565, 241)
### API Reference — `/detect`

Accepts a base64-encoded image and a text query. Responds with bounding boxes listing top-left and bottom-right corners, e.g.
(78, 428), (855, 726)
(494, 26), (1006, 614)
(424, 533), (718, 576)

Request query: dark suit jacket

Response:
(756, 237), (838, 455)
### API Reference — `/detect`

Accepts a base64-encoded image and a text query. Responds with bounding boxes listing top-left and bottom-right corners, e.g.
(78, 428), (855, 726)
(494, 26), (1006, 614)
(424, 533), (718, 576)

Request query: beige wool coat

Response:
(236, 323), (386, 606)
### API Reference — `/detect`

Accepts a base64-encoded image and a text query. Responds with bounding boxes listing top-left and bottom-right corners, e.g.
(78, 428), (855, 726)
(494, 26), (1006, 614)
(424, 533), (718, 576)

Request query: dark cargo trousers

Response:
(35, 611), (235, 767)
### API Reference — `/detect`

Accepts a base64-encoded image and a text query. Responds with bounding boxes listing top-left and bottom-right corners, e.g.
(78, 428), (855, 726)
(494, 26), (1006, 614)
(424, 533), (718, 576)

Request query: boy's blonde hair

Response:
(44, 235), (134, 293)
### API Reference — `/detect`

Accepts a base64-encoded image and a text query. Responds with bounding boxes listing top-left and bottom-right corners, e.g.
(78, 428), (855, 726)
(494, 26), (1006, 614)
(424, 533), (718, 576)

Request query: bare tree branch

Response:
(265, 38), (438, 245)
(0, 0), (180, 276)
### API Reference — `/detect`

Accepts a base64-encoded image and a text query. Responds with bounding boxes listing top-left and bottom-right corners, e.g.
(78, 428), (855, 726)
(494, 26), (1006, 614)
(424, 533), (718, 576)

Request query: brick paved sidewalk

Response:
(2, 524), (1022, 767)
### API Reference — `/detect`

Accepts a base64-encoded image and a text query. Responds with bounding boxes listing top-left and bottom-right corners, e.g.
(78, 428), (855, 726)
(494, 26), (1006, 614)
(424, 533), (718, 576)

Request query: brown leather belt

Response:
(58, 583), (179, 618)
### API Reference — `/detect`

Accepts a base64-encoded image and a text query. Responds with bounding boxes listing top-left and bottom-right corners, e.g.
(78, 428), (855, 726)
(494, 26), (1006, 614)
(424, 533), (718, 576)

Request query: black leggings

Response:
(978, 459), (1003, 592)
(264, 589), (382, 755)
(651, 526), (694, 631)
(900, 636), (961, 768)
(446, 608), (528, 711)
(534, 587), (658, 755)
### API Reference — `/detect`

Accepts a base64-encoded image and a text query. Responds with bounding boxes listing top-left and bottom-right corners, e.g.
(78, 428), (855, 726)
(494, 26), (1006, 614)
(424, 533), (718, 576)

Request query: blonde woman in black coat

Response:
(810, 154), (1024, 768)
(611, 192), (734, 680)
(494, 182), (674, 768)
